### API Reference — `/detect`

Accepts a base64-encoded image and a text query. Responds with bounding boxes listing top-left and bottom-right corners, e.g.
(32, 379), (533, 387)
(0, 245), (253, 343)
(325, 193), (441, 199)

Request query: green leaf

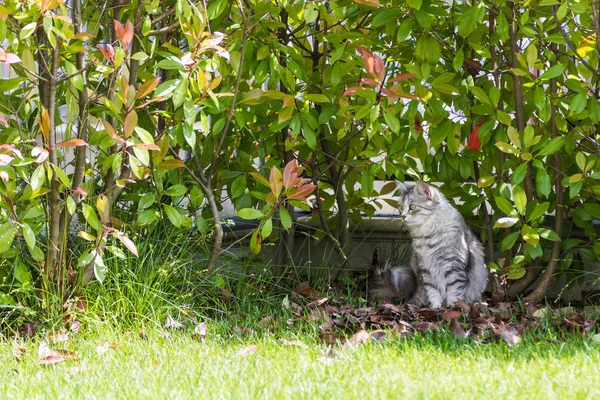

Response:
(361, 168), (374, 197)
(495, 141), (519, 154)
(521, 224), (540, 246)
(139, 194), (156, 210)
(163, 204), (182, 228)
(513, 185), (527, 214)
(470, 86), (491, 105)
(13, 262), (31, 284)
(458, 2), (485, 38)
(536, 168), (551, 198)
(537, 228), (561, 241)
(237, 208), (264, 220)
(495, 196), (516, 216)
(501, 231), (520, 251)
(166, 184), (188, 197)
(230, 175), (247, 199)
(576, 152), (586, 171)
(172, 77), (189, 109)
(261, 218), (273, 239)
(93, 252), (106, 283)
(537, 137), (565, 156)
(508, 267), (526, 280)
(494, 217), (519, 228)
(406, 0), (422, 9)
(570, 92), (587, 114)
(22, 223), (35, 251)
(383, 109), (400, 133)
(82, 204), (103, 232)
(527, 202), (549, 222)
(538, 63), (567, 80)
(583, 203), (600, 219)
(250, 229), (261, 255)
(303, 94), (330, 103)
(137, 209), (159, 225)
(0, 223), (15, 254)
(279, 206), (292, 230)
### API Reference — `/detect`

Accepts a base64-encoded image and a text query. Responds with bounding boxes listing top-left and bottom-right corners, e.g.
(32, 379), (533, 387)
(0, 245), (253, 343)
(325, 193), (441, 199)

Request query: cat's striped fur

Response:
(370, 181), (488, 308)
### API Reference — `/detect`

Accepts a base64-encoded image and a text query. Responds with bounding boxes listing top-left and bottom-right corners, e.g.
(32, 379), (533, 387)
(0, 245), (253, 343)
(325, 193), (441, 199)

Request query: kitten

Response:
(370, 181), (488, 308)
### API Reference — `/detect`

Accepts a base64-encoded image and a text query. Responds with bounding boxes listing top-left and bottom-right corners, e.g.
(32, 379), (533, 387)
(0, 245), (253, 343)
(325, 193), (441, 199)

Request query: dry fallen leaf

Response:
(165, 315), (186, 329)
(70, 320), (82, 334)
(38, 341), (78, 365)
(343, 330), (370, 349)
(49, 332), (69, 344)
(591, 333), (600, 345)
(95, 342), (119, 354)
(498, 330), (521, 347)
(154, 359), (163, 367)
(193, 321), (207, 342)
(414, 321), (439, 333)
(450, 319), (466, 339)
(442, 310), (462, 321)
(237, 344), (258, 357)
(138, 329), (148, 340)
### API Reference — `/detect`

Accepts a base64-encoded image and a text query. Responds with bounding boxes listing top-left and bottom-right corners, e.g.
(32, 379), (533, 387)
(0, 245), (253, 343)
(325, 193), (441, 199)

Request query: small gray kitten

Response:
(370, 181), (488, 308)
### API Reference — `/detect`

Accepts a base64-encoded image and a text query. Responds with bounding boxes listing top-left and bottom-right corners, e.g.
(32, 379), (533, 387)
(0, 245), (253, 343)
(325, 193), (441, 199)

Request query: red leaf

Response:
(73, 187), (87, 195)
(355, 45), (383, 81)
(0, 48), (21, 64)
(31, 147), (49, 163)
(132, 143), (160, 151)
(113, 19), (125, 45)
(380, 88), (398, 101)
(123, 20), (134, 48)
(134, 78), (160, 101)
(389, 73), (417, 83)
(282, 159), (298, 189)
(98, 44), (115, 63)
(287, 183), (316, 200)
(0, 115), (7, 126)
(56, 139), (87, 147)
(0, 144), (23, 160)
(468, 122), (483, 151)
(360, 77), (378, 86)
(116, 232), (138, 256)
(343, 86), (362, 96)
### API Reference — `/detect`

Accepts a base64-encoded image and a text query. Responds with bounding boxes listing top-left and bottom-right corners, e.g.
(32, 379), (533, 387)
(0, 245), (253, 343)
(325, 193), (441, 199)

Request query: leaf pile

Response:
(285, 294), (600, 348)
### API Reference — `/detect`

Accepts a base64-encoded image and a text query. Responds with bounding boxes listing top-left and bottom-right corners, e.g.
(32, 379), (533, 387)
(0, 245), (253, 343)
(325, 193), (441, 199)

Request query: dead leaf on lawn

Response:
(456, 299), (470, 314)
(498, 330), (521, 347)
(138, 329), (148, 340)
(369, 330), (387, 341)
(294, 281), (321, 298)
(154, 359), (163, 367)
(49, 332), (69, 344)
(450, 319), (466, 339)
(442, 310), (462, 321)
(237, 344), (258, 357)
(343, 329), (370, 349)
(414, 321), (439, 333)
(193, 321), (207, 342)
(70, 320), (82, 334)
(12, 338), (25, 361)
(165, 315), (186, 329)
(591, 333), (600, 345)
(38, 341), (78, 365)
(96, 342), (119, 354)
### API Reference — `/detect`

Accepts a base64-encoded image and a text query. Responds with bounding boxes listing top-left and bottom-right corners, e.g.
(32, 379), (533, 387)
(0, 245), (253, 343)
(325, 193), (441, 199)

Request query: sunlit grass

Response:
(1, 325), (599, 399)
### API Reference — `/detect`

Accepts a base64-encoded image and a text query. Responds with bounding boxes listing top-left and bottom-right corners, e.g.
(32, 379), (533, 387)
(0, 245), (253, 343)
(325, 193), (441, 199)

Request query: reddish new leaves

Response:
(468, 122), (484, 151)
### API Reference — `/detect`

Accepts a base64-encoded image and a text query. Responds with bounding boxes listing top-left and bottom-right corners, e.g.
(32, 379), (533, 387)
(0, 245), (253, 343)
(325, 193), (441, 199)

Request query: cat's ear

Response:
(395, 180), (407, 196)
(415, 180), (434, 199)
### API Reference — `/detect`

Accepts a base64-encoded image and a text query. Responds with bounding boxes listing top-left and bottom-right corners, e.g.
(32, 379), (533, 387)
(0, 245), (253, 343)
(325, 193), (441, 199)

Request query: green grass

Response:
(2, 230), (600, 399)
(1, 322), (600, 399)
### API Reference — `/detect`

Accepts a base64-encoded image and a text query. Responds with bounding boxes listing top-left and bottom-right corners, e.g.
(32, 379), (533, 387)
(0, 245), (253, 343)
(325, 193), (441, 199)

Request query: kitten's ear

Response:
(395, 180), (407, 196)
(415, 180), (433, 199)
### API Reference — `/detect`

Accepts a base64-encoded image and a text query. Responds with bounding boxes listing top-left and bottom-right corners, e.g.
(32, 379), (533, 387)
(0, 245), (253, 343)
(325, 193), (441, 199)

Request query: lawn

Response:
(2, 322), (599, 399)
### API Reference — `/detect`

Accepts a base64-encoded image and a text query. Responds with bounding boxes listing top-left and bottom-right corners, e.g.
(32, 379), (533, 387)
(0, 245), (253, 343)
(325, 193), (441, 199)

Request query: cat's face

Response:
(396, 181), (441, 227)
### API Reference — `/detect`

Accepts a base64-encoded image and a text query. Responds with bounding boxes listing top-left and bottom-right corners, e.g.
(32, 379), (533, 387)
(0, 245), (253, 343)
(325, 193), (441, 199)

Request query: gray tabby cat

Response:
(370, 181), (488, 308)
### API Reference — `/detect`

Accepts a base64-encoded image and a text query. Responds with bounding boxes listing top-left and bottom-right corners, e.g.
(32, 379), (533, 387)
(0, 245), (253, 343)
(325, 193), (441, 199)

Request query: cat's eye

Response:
(409, 204), (417, 210)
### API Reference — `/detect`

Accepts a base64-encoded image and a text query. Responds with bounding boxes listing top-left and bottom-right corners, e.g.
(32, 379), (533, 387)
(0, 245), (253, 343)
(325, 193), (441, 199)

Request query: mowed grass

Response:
(1, 325), (599, 399)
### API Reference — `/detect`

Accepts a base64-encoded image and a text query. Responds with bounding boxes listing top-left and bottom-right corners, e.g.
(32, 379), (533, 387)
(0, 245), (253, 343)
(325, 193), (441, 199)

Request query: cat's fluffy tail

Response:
(369, 263), (417, 300)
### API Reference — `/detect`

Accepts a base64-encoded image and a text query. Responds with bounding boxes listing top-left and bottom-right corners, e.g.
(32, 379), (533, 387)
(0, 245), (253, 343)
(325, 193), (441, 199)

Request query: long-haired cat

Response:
(370, 181), (488, 308)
